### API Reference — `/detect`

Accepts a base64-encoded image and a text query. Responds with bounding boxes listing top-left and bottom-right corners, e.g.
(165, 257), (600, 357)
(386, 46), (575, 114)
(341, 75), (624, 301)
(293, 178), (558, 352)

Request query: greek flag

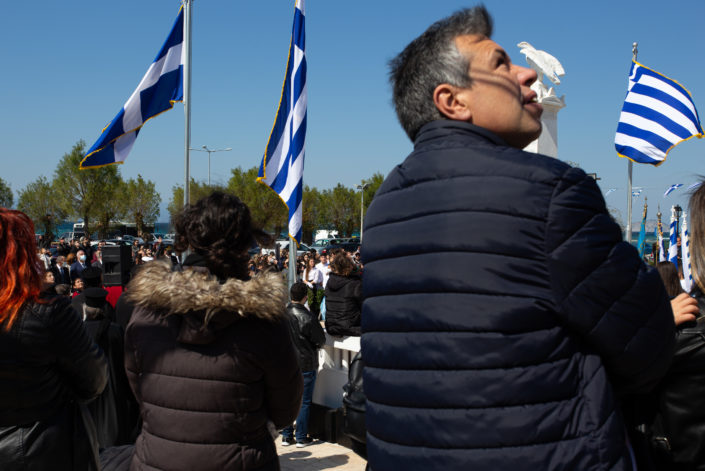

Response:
(657, 224), (666, 262)
(615, 61), (703, 166)
(669, 206), (679, 270)
(258, 0), (306, 243)
(682, 213), (692, 292)
(664, 183), (683, 197)
(80, 8), (184, 169)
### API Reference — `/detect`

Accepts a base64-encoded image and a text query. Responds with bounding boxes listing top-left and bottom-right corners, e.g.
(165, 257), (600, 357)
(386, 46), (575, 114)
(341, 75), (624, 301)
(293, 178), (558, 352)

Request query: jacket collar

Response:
(414, 120), (508, 149)
(125, 260), (287, 324)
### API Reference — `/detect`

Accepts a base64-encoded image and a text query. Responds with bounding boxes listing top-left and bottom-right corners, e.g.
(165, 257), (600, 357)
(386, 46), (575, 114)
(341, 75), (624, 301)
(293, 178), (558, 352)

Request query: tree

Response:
(17, 176), (67, 236)
(227, 167), (287, 236)
(53, 140), (122, 237)
(168, 179), (225, 223)
(93, 169), (125, 239)
(362, 172), (385, 213)
(123, 175), (161, 238)
(301, 185), (325, 244)
(0, 177), (13, 208)
(322, 184), (358, 237)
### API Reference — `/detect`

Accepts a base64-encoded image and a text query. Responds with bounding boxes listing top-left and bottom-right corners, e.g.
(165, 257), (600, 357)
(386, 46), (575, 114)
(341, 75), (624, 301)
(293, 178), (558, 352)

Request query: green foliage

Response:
(0, 177), (13, 208)
(123, 175), (161, 239)
(53, 140), (122, 236)
(168, 179), (225, 223)
(227, 167), (287, 235)
(362, 172), (385, 213)
(302, 185), (324, 244)
(322, 183), (358, 237)
(17, 176), (66, 236)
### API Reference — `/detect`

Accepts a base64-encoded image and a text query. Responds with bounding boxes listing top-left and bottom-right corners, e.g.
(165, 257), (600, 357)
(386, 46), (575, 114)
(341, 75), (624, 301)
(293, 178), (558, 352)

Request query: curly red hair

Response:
(0, 208), (44, 330)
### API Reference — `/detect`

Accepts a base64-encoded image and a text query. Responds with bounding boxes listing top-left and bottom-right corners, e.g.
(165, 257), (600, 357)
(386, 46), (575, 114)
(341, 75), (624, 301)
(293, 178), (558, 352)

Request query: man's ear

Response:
(433, 83), (472, 121)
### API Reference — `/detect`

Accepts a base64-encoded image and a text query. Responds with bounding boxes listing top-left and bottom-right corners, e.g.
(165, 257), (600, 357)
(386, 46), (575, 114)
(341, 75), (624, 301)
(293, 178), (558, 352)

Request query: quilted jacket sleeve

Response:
(546, 167), (675, 395)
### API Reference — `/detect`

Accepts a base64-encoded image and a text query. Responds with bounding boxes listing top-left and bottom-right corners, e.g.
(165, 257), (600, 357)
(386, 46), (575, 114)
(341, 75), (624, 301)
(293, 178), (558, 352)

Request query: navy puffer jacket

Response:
(361, 120), (675, 471)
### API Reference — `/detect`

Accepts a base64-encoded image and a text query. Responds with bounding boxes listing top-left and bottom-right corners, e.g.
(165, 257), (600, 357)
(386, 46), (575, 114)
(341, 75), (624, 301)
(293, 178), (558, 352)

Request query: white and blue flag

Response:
(81, 8), (184, 169)
(682, 213), (692, 292)
(664, 183), (684, 197)
(615, 61), (703, 166)
(258, 0), (306, 242)
(669, 206), (679, 270)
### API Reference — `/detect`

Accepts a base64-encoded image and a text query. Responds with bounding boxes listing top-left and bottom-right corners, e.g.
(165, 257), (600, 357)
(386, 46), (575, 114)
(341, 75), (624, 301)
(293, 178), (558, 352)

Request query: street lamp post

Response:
(356, 181), (370, 243)
(189, 145), (232, 186)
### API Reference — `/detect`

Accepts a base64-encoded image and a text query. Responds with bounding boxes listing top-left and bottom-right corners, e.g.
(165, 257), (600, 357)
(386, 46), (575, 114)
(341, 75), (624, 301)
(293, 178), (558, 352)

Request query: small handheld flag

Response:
(664, 183), (684, 197)
(258, 0), (307, 243)
(682, 213), (692, 292)
(81, 8), (185, 169)
(669, 206), (679, 270)
(615, 61), (703, 166)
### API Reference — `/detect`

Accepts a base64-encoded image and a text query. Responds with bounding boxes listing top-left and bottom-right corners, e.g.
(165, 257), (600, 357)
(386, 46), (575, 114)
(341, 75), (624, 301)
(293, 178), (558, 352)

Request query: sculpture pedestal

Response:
(524, 95), (565, 158)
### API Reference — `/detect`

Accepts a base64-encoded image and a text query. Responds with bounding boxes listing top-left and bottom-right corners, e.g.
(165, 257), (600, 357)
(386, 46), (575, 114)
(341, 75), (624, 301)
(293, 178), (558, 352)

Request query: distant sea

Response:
(55, 221), (172, 237)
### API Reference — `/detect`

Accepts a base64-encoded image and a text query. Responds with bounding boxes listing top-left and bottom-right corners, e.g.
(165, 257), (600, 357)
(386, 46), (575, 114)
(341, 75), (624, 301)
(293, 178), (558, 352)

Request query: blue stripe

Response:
(616, 144), (661, 164)
(630, 83), (700, 128)
(621, 102), (693, 140)
(153, 8), (184, 63)
(617, 122), (673, 153)
(85, 108), (126, 156)
(635, 64), (694, 105)
(139, 66), (184, 122)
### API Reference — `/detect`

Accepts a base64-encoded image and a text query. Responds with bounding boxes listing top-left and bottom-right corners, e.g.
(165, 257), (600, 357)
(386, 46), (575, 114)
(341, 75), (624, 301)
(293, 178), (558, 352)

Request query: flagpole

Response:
(183, 0), (193, 207)
(626, 42), (638, 242)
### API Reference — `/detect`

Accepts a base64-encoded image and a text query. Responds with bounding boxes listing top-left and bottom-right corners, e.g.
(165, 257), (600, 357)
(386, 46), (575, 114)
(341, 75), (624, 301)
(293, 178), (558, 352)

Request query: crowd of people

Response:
(3, 5), (705, 471)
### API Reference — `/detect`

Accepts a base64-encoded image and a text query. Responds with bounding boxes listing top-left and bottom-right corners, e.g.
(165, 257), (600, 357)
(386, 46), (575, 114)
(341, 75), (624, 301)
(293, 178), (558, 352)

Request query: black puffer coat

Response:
(361, 120), (675, 471)
(124, 261), (303, 471)
(324, 273), (362, 336)
(0, 294), (108, 470)
(649, 288), (705, 469)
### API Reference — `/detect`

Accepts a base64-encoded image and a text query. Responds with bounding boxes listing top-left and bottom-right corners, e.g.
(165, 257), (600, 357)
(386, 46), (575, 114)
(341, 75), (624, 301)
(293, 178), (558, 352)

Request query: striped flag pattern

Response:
(258, 0), (307, 243)
(669, 206), (679, 270)
(81, 8), (184, 169)
(664, 183), (683, 197)
(682, 213), (692, 292)
(615, 61), (703, 166)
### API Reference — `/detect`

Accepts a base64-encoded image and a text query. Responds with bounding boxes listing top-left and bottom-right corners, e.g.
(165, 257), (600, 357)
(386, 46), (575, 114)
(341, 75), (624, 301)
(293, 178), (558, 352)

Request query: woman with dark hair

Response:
(123, 191), (302, 471)
(647, 182), (705, 469)
(656, 261), (685, 299)
(0, 208), (108, 470)
(324, 252), (362, 336)
(303, 257), (323, 315)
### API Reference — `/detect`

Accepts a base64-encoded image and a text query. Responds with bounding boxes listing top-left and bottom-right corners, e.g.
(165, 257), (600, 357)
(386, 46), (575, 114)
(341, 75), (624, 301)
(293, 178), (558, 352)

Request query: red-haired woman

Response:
(0, 208), (108, 470)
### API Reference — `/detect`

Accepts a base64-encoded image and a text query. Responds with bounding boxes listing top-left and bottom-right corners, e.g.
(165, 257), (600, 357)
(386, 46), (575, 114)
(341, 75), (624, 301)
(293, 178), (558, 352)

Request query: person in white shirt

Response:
(303, 258), (323, 316)
(315, 252), (331, 288)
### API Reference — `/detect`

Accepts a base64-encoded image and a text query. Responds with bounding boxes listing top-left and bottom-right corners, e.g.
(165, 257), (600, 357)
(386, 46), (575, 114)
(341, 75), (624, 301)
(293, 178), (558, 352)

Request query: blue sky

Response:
(1, 0), (704, 225)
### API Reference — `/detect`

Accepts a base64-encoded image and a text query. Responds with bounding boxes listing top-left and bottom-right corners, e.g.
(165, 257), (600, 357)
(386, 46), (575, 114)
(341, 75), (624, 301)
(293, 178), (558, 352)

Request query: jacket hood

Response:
(125, 260), (288, 325)
(326, 273), (357, 291)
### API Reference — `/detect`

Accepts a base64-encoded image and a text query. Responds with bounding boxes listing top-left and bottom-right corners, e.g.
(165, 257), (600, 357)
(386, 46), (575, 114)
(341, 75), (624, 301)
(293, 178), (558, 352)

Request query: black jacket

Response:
(0, 294), (108, 470)
(649, 289), (705, 469)
(361, 120), (675, 471)
(286, 302), (326, 371)
(324, 273), (362, 336)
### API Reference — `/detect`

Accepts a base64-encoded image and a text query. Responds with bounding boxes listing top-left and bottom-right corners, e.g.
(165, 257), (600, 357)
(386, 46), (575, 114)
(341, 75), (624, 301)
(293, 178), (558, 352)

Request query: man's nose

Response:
(514, 64), (538, 87)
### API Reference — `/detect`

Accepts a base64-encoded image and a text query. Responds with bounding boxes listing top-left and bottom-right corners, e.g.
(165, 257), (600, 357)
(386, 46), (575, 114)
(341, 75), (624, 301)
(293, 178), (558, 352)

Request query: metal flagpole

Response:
(183, 0), (193, 207)
(626, 42), (638, 242)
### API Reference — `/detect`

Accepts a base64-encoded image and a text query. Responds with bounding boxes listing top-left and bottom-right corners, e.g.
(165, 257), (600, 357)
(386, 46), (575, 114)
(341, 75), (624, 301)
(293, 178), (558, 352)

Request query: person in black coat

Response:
(82, 287), (139, 449)
(324, 253), (362, 337)
(0, 208), (108, 470)
(360, 7), (675, 471)
(52, 255), (72, 286)
(282, 282), (326, 447)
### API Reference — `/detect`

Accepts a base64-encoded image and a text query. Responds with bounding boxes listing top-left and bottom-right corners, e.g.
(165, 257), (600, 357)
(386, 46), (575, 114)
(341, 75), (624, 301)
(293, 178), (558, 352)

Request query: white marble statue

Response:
(518, 41), (566, 158)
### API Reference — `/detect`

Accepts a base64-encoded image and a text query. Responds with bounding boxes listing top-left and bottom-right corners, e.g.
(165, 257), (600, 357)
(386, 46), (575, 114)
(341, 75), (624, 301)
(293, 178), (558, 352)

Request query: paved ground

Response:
(276, 438), (367, 471)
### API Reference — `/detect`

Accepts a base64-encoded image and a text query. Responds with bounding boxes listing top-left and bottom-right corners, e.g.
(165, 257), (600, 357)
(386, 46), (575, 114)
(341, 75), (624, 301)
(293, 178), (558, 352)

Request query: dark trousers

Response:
(282, 370), (317, 441)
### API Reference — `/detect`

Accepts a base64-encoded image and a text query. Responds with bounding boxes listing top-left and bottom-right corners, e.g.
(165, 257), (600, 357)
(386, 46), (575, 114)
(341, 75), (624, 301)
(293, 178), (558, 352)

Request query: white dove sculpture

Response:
(517, 41), (565, 86)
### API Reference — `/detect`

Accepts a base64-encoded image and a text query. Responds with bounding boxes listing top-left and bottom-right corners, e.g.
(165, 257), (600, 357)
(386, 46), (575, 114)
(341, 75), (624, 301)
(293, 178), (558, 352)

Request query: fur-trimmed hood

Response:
(125, 261), (288, 325)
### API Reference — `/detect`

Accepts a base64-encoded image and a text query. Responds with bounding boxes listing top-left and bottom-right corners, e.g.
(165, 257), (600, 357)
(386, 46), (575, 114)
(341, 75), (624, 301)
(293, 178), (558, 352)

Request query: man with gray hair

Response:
(361, 6), (675, 470)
